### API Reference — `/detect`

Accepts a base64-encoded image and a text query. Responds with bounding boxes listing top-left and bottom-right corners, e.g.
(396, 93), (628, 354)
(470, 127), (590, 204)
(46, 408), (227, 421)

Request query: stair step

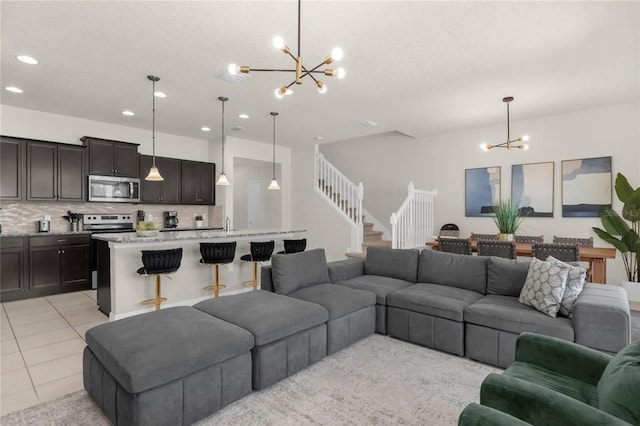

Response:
(362, 240), (392, 248)
(364, 230), (383, 237)
(345, 251), (365, 259)
(363, 222), (374, 231)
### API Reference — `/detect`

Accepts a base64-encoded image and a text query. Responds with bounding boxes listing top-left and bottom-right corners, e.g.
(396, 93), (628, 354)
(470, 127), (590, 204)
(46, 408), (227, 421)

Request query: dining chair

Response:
(470, 233), (497, 241)
(439, 238), (472, 255)
(531, 243), (580, 263)
(439, 223), (460, 238)
(553, 236), (594, 248)
(477, 241), (517, 259)
(514, 235), (544, 244)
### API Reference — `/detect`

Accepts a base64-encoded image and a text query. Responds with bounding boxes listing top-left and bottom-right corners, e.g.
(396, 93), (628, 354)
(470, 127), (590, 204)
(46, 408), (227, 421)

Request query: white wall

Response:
(0, 105), (209, 160)
(233, 158), (282, 229)
(313, 102), (640, 283)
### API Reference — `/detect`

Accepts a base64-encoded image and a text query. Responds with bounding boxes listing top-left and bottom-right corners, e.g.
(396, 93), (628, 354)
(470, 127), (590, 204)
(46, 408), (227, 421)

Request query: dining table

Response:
(425, 240), (616, 284)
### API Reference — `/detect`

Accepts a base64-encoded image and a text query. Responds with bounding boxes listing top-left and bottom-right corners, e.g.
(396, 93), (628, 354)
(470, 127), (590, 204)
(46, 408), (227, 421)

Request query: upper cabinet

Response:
(181, 160), (215, 205)
(81, 136), (139, 177)
(26, 140), (86, 202)
(0, 136), (26, 201)
(139, 155), (182, 204)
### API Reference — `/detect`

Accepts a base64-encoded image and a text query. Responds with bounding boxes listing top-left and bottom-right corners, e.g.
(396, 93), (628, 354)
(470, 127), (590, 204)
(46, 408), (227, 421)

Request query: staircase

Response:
(346, 221), (392, 258)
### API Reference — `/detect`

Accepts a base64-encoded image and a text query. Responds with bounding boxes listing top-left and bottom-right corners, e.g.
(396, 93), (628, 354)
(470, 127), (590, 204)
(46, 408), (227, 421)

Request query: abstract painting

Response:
(465, 166), (501, 216)
(562, 156), (612, 217)
(512, 162), (554, 217)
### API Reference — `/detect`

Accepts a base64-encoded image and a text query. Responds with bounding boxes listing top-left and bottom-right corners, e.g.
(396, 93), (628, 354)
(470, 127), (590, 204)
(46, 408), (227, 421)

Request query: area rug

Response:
(1, 334), (500, 426)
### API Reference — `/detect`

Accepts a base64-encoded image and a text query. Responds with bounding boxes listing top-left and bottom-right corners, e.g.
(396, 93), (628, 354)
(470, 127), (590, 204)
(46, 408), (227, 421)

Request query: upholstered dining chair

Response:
(553, 236), (594, 248)
(531, 243), (580, 263)
(470, 233), (498, 241)
(439, 238), (472, 255)
(477, 241), (517, 259)
(514, 235), (544, 244)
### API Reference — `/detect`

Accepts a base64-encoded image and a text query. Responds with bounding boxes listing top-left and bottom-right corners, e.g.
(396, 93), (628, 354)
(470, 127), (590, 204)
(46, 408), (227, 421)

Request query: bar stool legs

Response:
(242, 262), (260, 290)
(203, 264), (227, 297)
(141, 275), (168, 311)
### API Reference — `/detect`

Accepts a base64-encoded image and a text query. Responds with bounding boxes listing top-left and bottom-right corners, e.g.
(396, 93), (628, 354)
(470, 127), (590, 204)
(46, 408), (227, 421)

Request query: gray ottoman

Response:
(83, 306), (254, 426)
(194, 290), (329, 390)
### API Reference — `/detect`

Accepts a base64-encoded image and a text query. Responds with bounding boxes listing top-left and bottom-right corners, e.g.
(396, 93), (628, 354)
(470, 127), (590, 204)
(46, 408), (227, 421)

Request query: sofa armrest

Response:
(573, 284), (630, 353)
(480, 373), (630, 426)
(260, 266), (275, 292)
(515, 332), (612, 386)
(327, 258), (364, 283)
(458, 403), (531, 426)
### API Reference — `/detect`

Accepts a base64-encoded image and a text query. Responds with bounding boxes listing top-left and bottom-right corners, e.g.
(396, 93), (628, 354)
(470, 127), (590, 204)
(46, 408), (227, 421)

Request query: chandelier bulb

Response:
(521, 134), (530, 142)
(331, 47), (344, 62)
(480, 143), (489, 152)
(272, 36), (285, 50)
(275, 87), (285, 99)
(336, 67), (346, 79)
(228, 64), (238, 75)
(521, 144), (530, 150)
(316, 81), (327, 94)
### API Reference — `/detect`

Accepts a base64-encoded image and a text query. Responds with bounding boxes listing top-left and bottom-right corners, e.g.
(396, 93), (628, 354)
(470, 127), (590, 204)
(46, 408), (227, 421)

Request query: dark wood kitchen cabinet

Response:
(139, 155), (181, 204)
(82, 136), (139, 178)
(0, 136), (26, 201)
(29, 235), (91, 296)
(0, 237), (28, 302)
(26, 140), (86, 201)
(181, 160), (215, 205)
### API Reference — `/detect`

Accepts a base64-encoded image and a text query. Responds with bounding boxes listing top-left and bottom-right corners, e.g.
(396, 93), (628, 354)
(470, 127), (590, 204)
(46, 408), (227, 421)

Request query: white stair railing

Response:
(314, 146), (364, 252)
(390, 182), (437, 249)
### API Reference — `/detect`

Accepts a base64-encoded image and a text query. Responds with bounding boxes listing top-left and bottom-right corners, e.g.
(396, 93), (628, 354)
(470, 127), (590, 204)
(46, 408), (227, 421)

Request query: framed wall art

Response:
(511, 162), (554, 217)
(465, 166), (501, 217)
(561, 156), (612, 217)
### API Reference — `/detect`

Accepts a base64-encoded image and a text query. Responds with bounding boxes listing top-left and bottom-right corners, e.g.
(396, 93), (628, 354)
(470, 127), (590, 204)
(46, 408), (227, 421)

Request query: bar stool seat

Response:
(241, 241), (275, 290)
(276, 238), (307, 255)
(137, 248), (182, 310)
(200, 242), (236, 297)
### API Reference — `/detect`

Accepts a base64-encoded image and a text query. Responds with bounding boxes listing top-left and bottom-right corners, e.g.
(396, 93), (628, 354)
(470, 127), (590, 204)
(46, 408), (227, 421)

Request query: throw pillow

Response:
(598, 339), (640, 425)
(271, 248), (330, 295)
(546, 256), (587, 318)
(518, 257), (569, 317)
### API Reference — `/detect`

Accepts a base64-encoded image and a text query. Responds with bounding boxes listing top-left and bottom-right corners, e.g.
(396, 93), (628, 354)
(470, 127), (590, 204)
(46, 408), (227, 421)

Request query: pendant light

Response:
(480, 97), (530, 151)
(268, 112), (281, 190)
(216, 96), (230, 186)
(145, 75), (164, 181)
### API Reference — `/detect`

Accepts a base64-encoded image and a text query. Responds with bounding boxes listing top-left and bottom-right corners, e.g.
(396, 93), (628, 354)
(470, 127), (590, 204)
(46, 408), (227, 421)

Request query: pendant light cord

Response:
(297, 0), (301, 58)
(221, 99), (225, 173)
(272, 114), (277, 179)
(152, 78), (157, 167)
(506, 101), (510, 142)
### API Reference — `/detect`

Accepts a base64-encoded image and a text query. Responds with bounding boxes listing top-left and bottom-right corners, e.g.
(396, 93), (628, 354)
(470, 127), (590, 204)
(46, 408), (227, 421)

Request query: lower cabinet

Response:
(0, 237), (28, 301)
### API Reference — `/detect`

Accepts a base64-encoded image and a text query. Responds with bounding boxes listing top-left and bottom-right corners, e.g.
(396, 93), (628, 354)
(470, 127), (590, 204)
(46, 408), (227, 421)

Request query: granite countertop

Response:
(1, 231), (93, 237)
(92, 228), (306, 244)
(160, 227), (223, 232)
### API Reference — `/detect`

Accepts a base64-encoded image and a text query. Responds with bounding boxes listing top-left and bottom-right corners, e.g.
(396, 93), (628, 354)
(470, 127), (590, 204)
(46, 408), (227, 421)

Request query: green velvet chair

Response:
(459, 332), (640, 426)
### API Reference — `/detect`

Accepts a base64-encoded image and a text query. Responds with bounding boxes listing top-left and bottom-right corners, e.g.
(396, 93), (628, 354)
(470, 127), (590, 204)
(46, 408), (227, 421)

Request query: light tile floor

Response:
(0, 290), (107, 416)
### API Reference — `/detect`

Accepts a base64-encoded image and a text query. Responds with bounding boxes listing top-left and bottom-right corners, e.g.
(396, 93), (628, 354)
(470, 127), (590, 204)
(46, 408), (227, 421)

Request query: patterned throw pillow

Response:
(546, 256), (587, 318)
(518, 257), (569, 317)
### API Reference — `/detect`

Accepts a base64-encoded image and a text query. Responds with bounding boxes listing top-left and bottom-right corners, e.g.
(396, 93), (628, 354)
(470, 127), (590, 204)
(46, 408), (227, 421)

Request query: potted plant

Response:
(195, 214), (204, 228)
(592, 173), (640, 299)
(492, 199), (526, 242)
(135, 221), (159, 237)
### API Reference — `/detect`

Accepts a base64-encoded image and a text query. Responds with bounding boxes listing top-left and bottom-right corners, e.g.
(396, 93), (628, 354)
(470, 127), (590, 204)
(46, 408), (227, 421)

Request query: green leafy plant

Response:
(492, 199), (526, 234)
(135, 221), (157, 231)
(592, 173), (640, 282)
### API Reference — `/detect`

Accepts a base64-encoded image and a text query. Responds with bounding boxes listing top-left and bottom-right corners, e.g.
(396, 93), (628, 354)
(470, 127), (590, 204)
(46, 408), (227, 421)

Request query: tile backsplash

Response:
(0, 201), (223, 234)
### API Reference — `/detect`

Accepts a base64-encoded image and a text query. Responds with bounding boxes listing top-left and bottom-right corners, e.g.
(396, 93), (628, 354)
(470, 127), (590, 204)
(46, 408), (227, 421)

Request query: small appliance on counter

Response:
(164, 211), (178, 228)
(38, 219), (50, 232)
(63, 211), (82, 232)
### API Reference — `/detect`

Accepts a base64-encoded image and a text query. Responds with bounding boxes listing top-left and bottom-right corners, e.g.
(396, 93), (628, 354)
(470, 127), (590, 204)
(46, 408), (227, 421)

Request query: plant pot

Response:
(621, 280), (640, 302)
(136, 229), (159, 238)
(498, 233), (514, 242)
(195, 220), (203, 229)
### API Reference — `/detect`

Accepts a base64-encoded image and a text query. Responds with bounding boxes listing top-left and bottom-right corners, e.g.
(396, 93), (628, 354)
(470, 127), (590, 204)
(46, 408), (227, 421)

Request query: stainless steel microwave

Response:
(88, 175), (140, 203)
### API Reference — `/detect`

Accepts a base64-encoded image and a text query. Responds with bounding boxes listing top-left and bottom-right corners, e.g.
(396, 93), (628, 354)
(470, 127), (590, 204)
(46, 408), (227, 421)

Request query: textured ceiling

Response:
(1, 1), (638, 147)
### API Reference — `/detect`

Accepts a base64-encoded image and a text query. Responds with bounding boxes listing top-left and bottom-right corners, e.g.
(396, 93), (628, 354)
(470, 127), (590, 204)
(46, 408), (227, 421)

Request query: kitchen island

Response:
(93, 228), (306, 320)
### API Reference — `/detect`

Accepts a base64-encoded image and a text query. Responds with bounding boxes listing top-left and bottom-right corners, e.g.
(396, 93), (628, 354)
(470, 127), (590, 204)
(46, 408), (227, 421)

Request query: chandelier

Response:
(228, 0), (345, 98)
(481, 97), (530, 151)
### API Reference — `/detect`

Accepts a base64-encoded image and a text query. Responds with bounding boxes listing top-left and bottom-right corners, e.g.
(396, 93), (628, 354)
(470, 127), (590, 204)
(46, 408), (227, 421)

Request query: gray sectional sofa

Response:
(263, 246), (631, 368)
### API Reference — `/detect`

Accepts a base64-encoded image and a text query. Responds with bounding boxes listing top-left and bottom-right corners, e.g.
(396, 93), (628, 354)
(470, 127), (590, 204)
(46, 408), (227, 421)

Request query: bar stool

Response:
(136, 248), (183, 311)
(276, 238), (307, 254)
(199, 242), (236, 297)
(241, 241), (275, 290)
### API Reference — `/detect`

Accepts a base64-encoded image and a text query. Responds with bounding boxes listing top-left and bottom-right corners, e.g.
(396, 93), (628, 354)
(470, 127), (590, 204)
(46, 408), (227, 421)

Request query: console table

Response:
(426, 240), (616, 284)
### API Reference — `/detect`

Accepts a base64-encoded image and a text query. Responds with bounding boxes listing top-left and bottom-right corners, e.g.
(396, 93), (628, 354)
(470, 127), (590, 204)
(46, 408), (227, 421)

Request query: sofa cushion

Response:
(518, 257), (569, 318)
(465, 295), (574, 340)
(418, 249), (487, 294)
(598, 339), (640, 425)
(364, 247), (419, 282)
(387, 283), (484, 322)
(85, 307), (254, 394)
(546, 256), (587, 318)
(288, 283), (376, 320)
(337, 275), (413, 305)
(487, 257), (530, 297)
(194, 291), (329, 346)
(271, 248), (330, 295)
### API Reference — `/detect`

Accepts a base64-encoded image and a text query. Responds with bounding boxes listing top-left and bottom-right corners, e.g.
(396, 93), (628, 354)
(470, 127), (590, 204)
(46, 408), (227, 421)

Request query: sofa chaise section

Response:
(329, 247), (418, 334)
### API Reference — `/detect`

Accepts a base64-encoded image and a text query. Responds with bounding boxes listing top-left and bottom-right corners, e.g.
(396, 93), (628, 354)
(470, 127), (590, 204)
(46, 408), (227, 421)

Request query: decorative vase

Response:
(621, 280), (640, 302)
(195, 220), (203, 229)
(498, 233), (514, 242)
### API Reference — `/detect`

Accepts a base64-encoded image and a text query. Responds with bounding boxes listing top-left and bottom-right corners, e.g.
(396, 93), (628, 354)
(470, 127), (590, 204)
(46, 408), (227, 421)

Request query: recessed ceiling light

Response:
(154, 91), (167, 98)
(16, 55), (38, 65)
(362, 120), (379, 127)
(238, 114), (250, 119)
(5, 86), (23, 93)
(122, 110), (135, 116)
(314, 136), (324, 141)
(201, 127), (211, 132)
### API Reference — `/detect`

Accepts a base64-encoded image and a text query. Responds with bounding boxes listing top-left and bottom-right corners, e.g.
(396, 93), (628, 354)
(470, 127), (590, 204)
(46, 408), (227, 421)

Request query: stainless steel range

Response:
(83, 214), (135, 289)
